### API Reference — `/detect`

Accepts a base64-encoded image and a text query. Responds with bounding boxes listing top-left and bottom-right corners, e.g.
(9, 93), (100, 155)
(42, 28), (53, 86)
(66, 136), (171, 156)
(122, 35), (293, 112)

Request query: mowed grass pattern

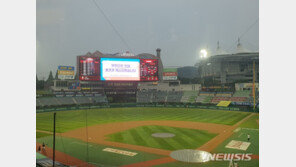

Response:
(239, 114), (259, 129)
(37, 136), (164, 166)
(37, 107), (250, 133)
(106, 125), (217, 151)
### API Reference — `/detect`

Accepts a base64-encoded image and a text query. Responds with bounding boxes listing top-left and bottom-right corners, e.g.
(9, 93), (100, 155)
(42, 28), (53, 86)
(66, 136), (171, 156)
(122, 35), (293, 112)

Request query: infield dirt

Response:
(39, 113), (256, 167)
(61, 120), (232, 156)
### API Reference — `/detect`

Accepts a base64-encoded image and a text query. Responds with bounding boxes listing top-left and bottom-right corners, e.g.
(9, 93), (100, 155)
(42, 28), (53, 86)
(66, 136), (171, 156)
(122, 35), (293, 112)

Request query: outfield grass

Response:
(239, 114), (259, 129)
(106, 125), (217, 151)
(37, 136), (164, 166)
(36, 107), (250, 133)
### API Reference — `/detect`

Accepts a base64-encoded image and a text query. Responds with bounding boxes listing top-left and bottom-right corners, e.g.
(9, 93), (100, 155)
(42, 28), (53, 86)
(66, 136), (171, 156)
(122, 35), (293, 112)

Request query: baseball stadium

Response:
(36, 42), (259, 167)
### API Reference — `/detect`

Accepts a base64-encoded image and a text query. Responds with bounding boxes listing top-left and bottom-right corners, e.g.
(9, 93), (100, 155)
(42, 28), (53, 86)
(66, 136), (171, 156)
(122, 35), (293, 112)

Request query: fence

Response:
(36, 102), (259, 113)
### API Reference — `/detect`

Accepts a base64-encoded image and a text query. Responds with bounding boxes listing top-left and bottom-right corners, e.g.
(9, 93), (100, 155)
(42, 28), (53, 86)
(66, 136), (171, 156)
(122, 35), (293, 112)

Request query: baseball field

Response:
(36, 107), (259, 167)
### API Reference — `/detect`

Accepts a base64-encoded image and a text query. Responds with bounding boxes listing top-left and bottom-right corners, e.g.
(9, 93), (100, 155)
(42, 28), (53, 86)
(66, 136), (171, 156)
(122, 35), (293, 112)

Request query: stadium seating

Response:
(215, 92), (233, 97)
(84, 92), (94, 97)
(181, 91), (198, 103)
(54, 91), (64, 97)
(195, 96), (213, 103)
(211, 97), (230, 103)
(136, 90), (153, 103)
(74, 96), (93, 104)
(91, 96), (108, 103)
(57, 97), (76, 105)
(137, 90), (184, 103)
(37, 90), (108, 107)
(64, 91), (75, 97)
(229, 97), (248, 102)
(38, 97), (60, 106)
(36, 98), (42, 107)
(152, 91), (167, 103)
(196, 91), (215, 103)
(233, 90), (252, 97)
(202, 96), (213, 103)
(167, 91), (183, 103)
(199, 92), (216, 96)
(76, 92), (84, 96)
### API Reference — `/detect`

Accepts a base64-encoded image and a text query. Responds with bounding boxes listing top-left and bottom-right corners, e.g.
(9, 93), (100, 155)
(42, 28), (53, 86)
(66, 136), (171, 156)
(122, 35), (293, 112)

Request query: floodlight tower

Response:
(200, 49), (208, 59)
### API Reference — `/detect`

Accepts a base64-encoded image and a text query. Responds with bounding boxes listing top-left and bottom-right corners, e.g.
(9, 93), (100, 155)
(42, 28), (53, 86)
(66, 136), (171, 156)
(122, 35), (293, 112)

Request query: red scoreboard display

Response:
(78, 57), (100, 81)
(140, 59), (158, 81)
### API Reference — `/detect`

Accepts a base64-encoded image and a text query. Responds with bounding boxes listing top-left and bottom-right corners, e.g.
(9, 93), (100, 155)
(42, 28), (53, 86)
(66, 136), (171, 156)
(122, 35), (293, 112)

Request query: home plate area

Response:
(225, 140), (251, 151)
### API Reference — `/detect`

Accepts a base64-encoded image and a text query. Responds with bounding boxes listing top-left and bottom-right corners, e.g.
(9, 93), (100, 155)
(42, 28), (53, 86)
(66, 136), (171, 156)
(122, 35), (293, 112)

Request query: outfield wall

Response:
(36, 102), (259, 113)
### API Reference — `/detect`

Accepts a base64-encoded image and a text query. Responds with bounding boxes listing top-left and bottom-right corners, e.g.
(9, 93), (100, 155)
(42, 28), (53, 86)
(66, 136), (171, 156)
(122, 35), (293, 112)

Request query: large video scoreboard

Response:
(78, 57), (159, 81)
(140, 59), (158, 81)
(78, 57), (100, 81)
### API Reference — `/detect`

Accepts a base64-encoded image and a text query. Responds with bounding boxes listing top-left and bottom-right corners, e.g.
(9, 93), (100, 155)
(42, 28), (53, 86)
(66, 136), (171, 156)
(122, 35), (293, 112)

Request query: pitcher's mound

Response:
(170, 149), (212, 163)
(151, 133), (175, 138)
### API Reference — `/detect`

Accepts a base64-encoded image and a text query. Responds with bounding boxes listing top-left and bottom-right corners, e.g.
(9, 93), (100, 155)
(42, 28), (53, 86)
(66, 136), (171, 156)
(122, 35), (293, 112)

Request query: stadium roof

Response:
(78, 51), (159, 59)
(136, 53), (158, 59)
(235, 38), (251, 54)
(213, 41), (228, 56)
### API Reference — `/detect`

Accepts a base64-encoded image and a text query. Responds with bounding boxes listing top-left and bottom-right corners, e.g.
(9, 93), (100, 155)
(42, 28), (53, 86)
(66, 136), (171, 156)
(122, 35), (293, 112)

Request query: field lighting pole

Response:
(53, 112), (56, 167)
(252, 61), (256, 111)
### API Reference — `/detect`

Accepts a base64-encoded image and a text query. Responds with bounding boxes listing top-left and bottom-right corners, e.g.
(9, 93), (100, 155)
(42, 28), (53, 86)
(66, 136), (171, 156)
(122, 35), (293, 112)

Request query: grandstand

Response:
(199, 91), (216, 96)
(233, 90), (252, 97)
(151, 90), (167, 103)
(136, 90), (152, 103)
(58, 97), (76, 105)
(202, 96), (213, 103)
(38, 97), (60, 106)
(215, 92), (233, 97)
(167, 91), (183, 103)
(92, 96), (108, 103)
(229, 97), (248, 102)
(38, 77), (259, 108)
(195, 95), (213, 103)
(136, 90), (184, 103)
(37, 86), (259, 107)
(36, 91), (107, 108)
(211, 97), (230, 104)
(180, 91), (198, 103)
(74, 96), (92, 104)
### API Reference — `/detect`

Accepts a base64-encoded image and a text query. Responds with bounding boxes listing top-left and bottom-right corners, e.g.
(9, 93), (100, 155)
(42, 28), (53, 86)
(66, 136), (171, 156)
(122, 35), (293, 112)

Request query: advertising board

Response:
(100, 58), (140, 81)
(163, 68), (178, 80)
(58, 66), (75, 80)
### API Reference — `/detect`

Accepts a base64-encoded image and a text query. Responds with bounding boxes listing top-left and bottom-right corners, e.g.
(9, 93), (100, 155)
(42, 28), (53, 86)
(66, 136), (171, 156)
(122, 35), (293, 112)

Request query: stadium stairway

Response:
(72, 98), (78, 104)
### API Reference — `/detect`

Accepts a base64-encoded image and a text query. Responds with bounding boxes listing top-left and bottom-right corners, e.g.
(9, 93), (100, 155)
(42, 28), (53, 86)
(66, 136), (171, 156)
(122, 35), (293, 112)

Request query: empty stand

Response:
(181, 91), (198, 103)
(167, 91), (183, 103)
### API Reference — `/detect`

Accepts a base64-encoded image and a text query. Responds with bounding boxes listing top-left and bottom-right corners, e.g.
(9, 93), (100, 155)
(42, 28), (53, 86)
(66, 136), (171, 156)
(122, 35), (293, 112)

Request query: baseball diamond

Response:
(37, 107), (259, 167)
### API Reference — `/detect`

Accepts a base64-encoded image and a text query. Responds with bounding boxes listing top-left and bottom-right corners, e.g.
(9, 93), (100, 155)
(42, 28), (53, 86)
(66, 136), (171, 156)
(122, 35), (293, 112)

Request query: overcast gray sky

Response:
(37, 0), (258, 79)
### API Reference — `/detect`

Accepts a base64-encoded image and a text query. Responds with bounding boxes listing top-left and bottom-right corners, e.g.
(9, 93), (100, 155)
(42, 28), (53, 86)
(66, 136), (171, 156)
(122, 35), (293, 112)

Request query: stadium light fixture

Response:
(200, 49), (208, 59)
